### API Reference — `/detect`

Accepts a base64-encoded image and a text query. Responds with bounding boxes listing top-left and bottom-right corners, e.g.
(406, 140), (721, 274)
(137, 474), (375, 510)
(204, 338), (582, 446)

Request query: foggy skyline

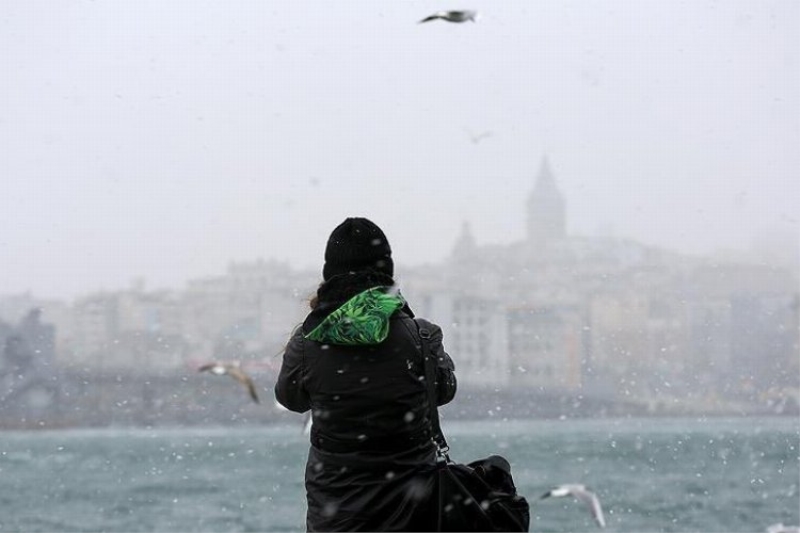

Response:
(2, 0), (798, 300)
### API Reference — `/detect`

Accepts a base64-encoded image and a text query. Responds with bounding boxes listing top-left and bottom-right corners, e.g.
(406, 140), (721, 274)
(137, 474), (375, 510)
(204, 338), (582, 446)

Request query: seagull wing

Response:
(418, 13), (443, 23)
(539, 484), (605, 528)
(540, 484), (580, 499)
(197, 362), (218, 373)
(574, 488), (606, 528)
(227, 366), (260, 403)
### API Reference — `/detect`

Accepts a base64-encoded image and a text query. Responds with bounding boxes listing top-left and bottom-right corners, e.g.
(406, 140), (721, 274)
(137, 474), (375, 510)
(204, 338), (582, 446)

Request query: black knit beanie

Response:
(323, 217), (394, 281)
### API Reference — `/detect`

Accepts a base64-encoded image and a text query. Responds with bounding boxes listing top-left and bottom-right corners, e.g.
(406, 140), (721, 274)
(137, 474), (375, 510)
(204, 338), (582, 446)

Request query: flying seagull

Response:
(198, 362), (259, 403)
(539, 484), (606, 528)
(418, 10), (478, 24)
(464, 128), (493, 144)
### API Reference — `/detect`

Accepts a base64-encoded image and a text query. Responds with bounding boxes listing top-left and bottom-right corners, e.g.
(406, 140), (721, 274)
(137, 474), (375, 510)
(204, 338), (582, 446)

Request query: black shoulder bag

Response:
(418, 323), (530, 532)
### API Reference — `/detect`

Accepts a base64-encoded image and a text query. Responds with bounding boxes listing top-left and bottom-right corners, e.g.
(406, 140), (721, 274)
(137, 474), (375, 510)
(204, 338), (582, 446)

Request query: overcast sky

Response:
(2, 0), (798, 300)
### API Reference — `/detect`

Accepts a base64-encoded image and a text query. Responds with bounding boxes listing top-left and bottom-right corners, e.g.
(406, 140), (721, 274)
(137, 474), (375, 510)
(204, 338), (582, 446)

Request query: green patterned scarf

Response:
(305, 286), (405, 345)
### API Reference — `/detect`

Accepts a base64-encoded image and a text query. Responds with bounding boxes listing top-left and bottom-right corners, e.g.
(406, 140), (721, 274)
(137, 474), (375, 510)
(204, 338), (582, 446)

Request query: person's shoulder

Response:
(412, 316), (437, 328)
(285, 325), (306, 352)
(408, 316), (444, 340)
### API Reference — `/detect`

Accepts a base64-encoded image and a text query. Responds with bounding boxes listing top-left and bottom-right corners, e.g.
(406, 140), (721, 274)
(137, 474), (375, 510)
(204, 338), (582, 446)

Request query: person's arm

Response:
(274, 329), (311, 413)
(429, 324), (457, 406)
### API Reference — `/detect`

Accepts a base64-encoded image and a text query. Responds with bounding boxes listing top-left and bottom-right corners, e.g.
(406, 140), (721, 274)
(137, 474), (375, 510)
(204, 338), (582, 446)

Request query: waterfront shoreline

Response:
(3, 380), (797, 431)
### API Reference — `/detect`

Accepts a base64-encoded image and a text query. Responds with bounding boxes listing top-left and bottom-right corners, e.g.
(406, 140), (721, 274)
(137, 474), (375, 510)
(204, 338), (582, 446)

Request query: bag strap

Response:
(417, 321), (450, 462)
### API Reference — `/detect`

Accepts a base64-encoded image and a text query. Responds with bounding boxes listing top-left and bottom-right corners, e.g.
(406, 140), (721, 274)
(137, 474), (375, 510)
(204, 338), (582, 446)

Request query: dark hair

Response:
(309, 291), (320, 310)
(310, 270), (395, 311)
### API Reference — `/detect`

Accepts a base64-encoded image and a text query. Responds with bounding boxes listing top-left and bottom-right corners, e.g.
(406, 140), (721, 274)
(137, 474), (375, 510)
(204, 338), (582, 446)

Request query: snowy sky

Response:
(2, 0), (798, 300)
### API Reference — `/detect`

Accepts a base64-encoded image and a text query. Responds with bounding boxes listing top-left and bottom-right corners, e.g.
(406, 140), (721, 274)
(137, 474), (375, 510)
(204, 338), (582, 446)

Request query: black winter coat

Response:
(275, 277), (457, 532)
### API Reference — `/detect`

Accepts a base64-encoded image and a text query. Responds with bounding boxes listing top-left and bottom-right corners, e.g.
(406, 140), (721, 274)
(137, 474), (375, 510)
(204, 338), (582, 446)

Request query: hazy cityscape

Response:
(2, 4), (799, 533)
(1, 157), (797, 429)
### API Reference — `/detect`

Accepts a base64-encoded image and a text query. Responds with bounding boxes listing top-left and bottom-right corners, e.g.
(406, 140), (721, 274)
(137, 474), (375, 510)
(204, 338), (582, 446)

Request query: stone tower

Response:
(526, 156), (566, 247)
(452, 220), (476, 260)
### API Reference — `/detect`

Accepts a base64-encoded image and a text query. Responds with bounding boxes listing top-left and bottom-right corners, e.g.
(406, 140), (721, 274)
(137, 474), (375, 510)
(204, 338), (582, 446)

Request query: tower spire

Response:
(536, 156), (557, 193)
(527, 156), (566, 246)
(452, 220), (476, 259)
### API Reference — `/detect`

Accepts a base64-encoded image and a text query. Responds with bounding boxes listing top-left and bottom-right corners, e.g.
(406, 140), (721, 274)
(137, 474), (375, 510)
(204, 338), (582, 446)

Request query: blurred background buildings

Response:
(1, 158), (798, 427)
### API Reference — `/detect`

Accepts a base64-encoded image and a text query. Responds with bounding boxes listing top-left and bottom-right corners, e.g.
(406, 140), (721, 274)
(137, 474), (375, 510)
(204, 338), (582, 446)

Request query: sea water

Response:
(0, 417), (797, 532)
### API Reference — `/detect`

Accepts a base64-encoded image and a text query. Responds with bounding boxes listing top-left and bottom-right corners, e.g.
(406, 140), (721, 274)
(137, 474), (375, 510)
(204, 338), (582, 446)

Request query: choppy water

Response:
(0, 417), (797, 532)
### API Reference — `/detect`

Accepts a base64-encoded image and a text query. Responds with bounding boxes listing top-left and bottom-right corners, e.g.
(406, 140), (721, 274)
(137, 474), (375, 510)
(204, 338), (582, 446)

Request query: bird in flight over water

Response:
(539, 484), (606, 528)
(198, 362), (260, 403)
(418, 10), (478, 24)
